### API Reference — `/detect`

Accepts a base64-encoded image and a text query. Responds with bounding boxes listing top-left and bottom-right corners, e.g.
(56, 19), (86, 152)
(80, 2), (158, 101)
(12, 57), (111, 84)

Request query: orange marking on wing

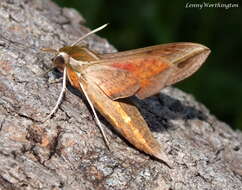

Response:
(111, 57), (170, 88)
(111, 60), (137, 72)
(66, 66), (80, 89)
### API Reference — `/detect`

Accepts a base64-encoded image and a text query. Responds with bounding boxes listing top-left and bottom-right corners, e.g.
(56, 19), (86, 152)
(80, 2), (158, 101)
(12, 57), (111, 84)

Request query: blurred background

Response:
(53, 0), (242, 130)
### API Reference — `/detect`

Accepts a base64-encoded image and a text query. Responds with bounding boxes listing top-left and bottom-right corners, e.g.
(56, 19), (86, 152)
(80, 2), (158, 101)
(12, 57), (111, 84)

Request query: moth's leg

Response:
(79, 82), (110, 150)
(43, 67), (67, 122)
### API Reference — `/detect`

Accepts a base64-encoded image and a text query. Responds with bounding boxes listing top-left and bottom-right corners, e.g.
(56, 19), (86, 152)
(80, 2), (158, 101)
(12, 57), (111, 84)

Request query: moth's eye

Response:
(54, 55), (65, 65)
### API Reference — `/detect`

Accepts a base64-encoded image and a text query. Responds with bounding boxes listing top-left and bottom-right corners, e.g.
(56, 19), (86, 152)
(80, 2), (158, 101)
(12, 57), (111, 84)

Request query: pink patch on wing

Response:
(110, 57), (170, 75)
(111, 61), (137, 72)
(111, 57), (161, 72)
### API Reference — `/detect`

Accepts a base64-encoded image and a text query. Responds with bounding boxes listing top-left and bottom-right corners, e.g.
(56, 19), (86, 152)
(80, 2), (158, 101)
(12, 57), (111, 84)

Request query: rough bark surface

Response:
(0, 0), (242, 189)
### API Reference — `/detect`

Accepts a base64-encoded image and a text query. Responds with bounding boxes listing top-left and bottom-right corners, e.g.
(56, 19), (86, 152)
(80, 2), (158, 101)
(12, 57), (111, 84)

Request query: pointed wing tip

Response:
(196, 44), (211, 64)
(179, 42), (211, 65)
(189, 42), (211, 54)
(153, 152), (174, 168)
(194, 43), (211, 61)
(178, 42), (211, 53)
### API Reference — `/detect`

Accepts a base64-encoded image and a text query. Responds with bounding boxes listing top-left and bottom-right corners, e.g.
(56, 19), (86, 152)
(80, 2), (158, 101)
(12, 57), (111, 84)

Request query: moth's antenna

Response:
(71, 23), (108, 47)
(43, 67), (67, 122)
(41, 48), (58, 53)
(79, 82), (110, 150)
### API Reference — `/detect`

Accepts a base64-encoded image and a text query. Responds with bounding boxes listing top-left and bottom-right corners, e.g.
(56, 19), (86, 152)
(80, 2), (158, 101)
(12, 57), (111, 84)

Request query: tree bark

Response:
(0, 0), (241, 189)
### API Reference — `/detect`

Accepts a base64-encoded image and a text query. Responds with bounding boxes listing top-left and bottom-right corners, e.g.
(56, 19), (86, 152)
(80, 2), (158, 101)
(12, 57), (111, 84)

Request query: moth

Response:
(42, 24), (210, 166)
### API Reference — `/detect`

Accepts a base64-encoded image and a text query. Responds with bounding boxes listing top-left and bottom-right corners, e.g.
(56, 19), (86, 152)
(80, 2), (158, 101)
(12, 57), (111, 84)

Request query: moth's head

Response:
(40, 47), (70, 71)
(52, 52), (70, 71)
(41, 23), (108, 72)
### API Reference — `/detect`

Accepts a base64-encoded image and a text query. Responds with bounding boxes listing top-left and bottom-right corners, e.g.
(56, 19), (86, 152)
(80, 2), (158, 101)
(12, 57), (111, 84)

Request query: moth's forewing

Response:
(60, 46), (170, 163)
(96, 42), (210, 99)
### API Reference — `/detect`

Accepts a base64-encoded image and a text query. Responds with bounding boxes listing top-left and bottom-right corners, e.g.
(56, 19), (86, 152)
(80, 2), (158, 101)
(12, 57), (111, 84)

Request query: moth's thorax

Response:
(53, 51), (89, 72)
(68, 56), (90, 72)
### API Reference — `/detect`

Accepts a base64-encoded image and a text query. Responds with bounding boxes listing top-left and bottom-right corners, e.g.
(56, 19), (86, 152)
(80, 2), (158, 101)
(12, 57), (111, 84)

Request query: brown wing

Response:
(84, 53), (174, 100)
(100, 42), (211, 84)
(64, 43), (210, 100)
(83, 65), (140, 100)
(89, 42), (210, 99)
